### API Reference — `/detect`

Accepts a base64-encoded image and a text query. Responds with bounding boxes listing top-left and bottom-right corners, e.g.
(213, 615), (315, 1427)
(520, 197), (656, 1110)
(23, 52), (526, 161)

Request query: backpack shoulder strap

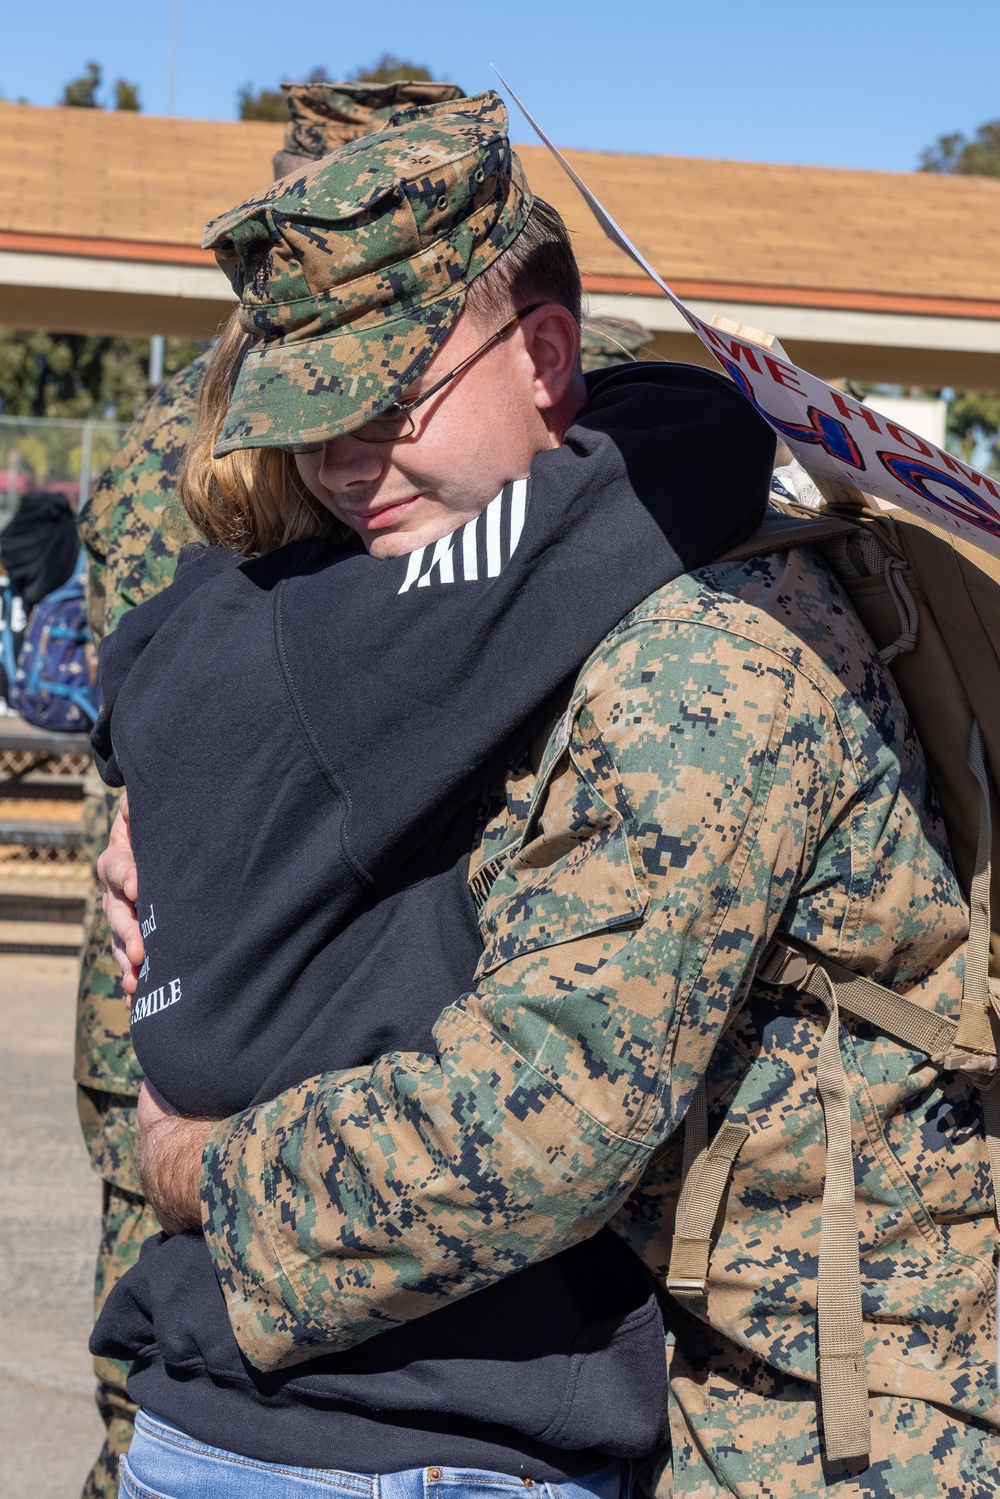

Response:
(717, 507), (860, 564)
(758, 938), (966, 1066)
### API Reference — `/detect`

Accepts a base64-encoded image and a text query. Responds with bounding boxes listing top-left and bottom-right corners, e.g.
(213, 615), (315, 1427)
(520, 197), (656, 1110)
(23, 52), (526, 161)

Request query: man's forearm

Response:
(137, 1079), (215, 1233)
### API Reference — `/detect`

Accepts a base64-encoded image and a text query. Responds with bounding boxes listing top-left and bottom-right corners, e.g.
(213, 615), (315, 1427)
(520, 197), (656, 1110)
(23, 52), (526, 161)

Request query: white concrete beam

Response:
(2, 247), (999, 380)
(585, 290), (1000, 356)
(0, 249), (235, 303)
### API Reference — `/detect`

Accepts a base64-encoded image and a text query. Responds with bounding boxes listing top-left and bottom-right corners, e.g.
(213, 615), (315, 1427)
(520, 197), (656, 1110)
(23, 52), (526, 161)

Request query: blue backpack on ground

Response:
(11, 564), (99, 732)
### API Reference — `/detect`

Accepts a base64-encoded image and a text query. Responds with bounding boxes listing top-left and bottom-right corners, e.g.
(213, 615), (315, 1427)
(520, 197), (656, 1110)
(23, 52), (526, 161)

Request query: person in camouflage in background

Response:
(75, 357), (203, 1499)
(100, 94), (999, 1499)
(73, 72), (467, 1499)
(578, 313), (653, 369)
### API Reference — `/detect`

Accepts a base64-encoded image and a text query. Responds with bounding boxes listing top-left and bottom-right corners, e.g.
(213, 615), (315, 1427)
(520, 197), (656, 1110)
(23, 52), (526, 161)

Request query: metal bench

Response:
(0, 714), (90, 951)
(0, 819), (83, 850)
(0, 716), (91, 782)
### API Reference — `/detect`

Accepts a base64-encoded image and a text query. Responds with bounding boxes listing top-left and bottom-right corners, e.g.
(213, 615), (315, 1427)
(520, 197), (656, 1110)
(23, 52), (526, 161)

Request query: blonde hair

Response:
(178, 313), (351, 556)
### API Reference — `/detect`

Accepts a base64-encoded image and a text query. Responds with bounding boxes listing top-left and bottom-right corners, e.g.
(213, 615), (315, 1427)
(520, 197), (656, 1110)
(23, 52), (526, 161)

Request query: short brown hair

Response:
(465, 198), (581, 327)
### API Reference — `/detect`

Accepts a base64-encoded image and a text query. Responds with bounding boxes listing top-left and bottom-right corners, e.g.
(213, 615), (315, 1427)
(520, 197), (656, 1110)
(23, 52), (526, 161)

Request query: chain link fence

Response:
(0, 413), (128, 526)
(0, 418), (120, 902)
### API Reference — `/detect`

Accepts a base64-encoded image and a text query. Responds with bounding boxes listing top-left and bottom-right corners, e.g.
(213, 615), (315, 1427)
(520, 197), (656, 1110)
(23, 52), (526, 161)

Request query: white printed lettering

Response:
(130, 976), (183, 1025)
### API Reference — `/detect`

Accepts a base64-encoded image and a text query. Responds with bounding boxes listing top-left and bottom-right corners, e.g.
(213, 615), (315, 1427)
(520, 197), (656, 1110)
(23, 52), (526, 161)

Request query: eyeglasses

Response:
(288, 302), (543, 452)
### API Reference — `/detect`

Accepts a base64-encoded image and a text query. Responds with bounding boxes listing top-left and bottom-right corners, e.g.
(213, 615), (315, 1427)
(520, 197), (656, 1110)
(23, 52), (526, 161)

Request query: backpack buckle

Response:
(758, 939), (811, 990)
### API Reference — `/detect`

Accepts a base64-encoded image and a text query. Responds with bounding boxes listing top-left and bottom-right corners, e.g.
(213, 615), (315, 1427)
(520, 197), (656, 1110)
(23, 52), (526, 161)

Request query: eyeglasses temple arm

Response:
(400, 304), (543, 415)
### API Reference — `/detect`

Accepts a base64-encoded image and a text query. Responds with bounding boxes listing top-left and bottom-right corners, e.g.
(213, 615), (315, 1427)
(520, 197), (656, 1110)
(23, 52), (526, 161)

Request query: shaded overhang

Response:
(3, 102), (999, 388)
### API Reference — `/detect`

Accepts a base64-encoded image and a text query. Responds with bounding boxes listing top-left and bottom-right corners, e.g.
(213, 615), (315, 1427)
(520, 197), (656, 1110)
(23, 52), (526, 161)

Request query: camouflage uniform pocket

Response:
(477, 733), (647, 976)
(840, 1022), (993, 1279)
(77, 1085), (143, 1194)
(839, 1024), (998, 1422)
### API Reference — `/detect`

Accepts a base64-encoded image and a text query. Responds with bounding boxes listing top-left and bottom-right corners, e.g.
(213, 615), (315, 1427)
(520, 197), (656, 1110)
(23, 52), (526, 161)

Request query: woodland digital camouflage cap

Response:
(281, 79), (465, 160)
(204, 91), (534, 454)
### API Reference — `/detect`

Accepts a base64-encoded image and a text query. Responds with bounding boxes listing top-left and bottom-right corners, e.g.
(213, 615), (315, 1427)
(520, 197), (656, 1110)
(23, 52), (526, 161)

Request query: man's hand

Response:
(137, 1080), (215, 1235)
(97, 792), (144, 998)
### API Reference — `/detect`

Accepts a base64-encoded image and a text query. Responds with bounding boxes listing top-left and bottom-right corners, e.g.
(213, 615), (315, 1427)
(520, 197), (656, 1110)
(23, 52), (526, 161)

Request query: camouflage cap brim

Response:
(207, 92), (533, 454)
(213, 293), (465, 455)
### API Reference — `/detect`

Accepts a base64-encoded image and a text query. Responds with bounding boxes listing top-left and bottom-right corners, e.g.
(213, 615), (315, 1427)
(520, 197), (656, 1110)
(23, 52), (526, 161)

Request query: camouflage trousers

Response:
(77, 1088), (160, 1499)
(75, 772), (144, 1101)
(640, 1307), (1000, 1497)
(75, 770), (155, 1497)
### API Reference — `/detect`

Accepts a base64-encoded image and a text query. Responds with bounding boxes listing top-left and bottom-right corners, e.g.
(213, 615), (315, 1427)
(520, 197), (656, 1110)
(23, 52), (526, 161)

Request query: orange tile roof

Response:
(534, 148), (1000, 307)
(0, 102), (283, 249)
(3, 101), (1000, 317)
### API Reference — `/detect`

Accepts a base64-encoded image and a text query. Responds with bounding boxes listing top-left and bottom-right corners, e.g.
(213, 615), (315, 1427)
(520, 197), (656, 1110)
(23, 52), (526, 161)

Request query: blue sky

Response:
(1, 0), (997, 172)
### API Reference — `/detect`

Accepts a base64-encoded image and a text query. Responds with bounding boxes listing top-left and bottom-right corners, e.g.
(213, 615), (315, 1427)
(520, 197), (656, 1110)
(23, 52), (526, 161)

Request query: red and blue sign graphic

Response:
(504, 72), (1000, 558)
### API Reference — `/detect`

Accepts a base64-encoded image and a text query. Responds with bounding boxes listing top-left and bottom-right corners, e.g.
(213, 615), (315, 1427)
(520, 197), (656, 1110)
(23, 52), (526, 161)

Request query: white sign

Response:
(498, 73), (1000, 561)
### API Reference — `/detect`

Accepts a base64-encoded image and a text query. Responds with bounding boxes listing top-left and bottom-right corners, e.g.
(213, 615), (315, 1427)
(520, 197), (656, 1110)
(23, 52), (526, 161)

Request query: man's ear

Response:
(521, 305), (584, 417)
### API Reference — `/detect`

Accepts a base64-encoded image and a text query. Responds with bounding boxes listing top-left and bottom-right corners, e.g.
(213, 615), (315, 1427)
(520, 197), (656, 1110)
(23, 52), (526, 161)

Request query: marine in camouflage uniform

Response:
(75, 74), (470, 1499)
(197, 541), (998, 1494)
(579, 314), (654, 370)
(76, 357), (203, 1499)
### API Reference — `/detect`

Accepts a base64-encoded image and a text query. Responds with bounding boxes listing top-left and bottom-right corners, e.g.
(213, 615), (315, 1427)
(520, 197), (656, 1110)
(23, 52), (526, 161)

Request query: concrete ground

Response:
(0, 952), (105, 1499)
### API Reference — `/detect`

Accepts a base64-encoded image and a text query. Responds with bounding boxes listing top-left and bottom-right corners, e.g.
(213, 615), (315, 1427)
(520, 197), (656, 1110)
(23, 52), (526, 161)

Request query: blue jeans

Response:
(119, 1410), (630, 1499)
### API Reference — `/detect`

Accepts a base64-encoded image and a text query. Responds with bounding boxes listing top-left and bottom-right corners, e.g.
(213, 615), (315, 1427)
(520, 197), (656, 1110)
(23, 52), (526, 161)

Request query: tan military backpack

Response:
(665, 484), (1000, 1464)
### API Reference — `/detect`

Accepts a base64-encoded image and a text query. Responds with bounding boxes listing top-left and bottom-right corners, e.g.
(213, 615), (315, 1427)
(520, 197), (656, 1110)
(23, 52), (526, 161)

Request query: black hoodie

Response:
(91, 363), (774, 1477)
(0, 490), (79, 610)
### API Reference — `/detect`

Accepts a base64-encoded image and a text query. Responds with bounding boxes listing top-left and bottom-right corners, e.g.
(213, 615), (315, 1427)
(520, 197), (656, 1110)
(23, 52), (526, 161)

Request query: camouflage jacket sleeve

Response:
(202, 558), (863, 1373)
(78, 355), (205, 642)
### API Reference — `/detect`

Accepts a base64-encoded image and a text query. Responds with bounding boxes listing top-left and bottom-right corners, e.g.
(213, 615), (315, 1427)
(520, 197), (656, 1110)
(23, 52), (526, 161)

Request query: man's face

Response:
(293, 303), (584, 559)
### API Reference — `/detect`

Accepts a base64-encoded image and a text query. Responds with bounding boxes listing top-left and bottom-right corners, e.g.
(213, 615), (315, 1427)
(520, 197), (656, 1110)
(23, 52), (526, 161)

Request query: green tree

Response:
(238, 84), (289, 121)
(114, 78), (141, 112)
(351, 54), (433, 84)
(0, 330), (202, 423)
(947, 390), (1000, 471)
(61, 62), (142, 112)
(871, 105), (1000, 474)
(62, 61), (102, 107)
(920, 119), (1000, 178)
